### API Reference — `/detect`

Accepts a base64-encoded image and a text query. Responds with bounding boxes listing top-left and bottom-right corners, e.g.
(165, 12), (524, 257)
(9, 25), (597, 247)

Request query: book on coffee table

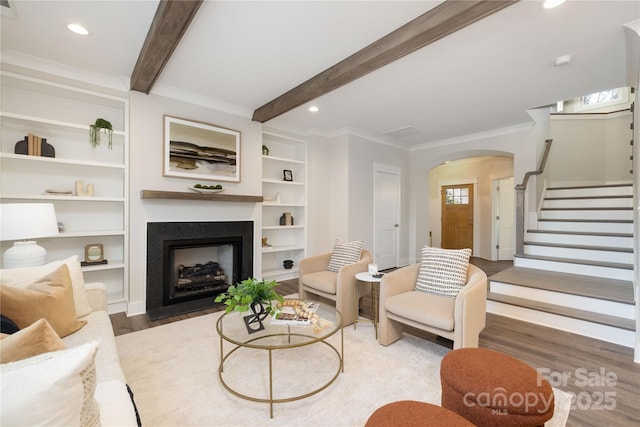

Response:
(270, 301), (319, 326)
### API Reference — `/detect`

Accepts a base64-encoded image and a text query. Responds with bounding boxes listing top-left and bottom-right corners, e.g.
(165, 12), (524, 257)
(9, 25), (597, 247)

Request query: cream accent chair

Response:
(378, 263), (487, 349)
(298, 249), (372, 327)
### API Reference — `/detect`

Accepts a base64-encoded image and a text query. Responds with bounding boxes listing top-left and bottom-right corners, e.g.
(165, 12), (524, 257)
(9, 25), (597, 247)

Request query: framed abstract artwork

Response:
(163, 115), (240, 182)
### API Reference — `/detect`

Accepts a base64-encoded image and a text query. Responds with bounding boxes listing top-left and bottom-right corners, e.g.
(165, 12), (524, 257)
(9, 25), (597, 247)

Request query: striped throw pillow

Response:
(415, 246), (471, 297)
(327, 240), (364, 272)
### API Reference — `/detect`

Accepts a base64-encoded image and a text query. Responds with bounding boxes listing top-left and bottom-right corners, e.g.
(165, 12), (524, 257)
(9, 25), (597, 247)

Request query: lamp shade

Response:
(0, 203), (59, 241)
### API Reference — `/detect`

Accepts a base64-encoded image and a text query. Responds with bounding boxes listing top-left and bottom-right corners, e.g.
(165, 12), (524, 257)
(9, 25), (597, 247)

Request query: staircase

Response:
(487, 183), (636, 347)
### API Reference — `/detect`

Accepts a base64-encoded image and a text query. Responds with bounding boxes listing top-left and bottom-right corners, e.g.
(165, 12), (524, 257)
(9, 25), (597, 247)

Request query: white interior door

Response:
(497, 176), (515, 260)
(374, 164), (400, 270)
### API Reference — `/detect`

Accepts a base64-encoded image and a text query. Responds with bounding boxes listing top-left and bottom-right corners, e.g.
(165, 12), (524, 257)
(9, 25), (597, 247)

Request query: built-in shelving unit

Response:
(0, 70), (129, 308)
(261, 131), (307, 280)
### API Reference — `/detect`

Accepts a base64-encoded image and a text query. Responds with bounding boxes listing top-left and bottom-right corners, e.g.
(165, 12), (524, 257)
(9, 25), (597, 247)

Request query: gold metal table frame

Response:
(216, 301), (344, 418)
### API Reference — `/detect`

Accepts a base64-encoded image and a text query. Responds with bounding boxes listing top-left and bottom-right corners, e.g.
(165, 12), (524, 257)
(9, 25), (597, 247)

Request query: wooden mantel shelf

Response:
(141, 190), (263, 203)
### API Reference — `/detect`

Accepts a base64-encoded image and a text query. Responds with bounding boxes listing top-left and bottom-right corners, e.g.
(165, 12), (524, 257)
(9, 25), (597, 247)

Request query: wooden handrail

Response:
(515, 139), (553, 255)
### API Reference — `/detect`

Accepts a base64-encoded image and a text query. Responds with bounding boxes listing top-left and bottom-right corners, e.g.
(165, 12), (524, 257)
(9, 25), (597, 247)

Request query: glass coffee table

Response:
(216, 300), (343, 418)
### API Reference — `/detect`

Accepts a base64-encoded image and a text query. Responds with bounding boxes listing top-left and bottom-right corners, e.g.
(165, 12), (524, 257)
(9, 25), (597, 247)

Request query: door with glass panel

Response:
(441, 184), (474, 250)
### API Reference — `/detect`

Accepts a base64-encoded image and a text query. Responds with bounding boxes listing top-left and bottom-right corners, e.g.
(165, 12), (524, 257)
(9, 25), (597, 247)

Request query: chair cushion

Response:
(385, 290), (456, 331)
(300, 271), (338, 295)
(327, 239), (364, 272)
(415, 246), (471, 297)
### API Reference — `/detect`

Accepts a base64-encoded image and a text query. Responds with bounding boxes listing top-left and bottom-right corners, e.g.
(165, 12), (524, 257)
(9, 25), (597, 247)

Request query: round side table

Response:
(354, 271), (383, 338)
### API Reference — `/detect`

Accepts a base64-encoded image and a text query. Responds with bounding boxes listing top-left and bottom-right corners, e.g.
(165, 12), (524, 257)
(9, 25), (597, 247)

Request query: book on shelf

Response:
(270, 300), (319, 326)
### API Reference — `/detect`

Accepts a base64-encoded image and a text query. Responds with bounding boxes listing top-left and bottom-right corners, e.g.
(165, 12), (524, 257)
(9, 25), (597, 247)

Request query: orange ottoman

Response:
(365, 400), (474, 427)
(440, 348), (554, 427)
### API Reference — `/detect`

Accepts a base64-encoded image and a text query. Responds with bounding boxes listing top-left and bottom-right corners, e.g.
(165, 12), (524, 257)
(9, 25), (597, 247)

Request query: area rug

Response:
(116, 311), (571, 427)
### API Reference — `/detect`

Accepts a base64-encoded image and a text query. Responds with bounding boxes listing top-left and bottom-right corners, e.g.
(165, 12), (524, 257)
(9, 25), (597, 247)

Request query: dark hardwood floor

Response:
(110, 258), (639, 427)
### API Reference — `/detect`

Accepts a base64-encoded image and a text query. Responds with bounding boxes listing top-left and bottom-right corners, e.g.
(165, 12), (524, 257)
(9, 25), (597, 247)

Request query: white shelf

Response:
(1, 194), (125, 202)
(1, 69), (129, 308)
(0, 152), (125, 169)
(262, 154), (305, 165)
(261, 245), (305, 254)
(262, 178), (305, 186)
(263, 267), (300, 278)
(262, 202), (305, 207)
(262, 225), (304, 230)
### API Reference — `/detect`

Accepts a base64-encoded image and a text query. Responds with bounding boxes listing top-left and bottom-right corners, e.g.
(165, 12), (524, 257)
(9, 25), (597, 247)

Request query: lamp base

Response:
(3, 241), (47, 268)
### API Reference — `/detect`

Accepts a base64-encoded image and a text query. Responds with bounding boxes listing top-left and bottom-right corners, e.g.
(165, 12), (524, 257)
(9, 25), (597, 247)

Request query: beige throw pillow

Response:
(415, 246), (472, 297)
(0, 255), (92, 317)
(0, 318), (66, 363)
(0, 264), (87, 337)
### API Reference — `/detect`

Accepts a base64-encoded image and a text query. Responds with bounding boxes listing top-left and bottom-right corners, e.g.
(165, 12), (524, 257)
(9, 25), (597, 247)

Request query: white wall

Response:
(548, 112), (633, 186)
(127, 92), (262, 315)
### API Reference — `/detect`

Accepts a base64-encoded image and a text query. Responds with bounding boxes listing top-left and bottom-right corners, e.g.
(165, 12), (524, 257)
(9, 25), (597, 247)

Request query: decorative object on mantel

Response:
(283, 259), (294, 269)
(75, 180), (94, 197)
(189, 183), (223, 194)
(89, 118), (113, 149)
(262, 145), (270, 155)
(279, 212), (294, 226)
(214, 278), (284, 334)
(14, 133), (55, 157)
(82, 243), (107, 267)
(164, 115), (240, 183)
(283, 169), (293, 181)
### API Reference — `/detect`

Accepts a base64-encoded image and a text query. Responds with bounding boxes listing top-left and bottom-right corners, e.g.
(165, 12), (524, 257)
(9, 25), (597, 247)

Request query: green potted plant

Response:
(214, 278), (284, 315)
(89, 118), (113, 148)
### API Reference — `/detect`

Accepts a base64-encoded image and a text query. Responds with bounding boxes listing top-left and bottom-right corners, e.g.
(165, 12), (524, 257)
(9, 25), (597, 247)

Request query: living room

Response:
(1, 1), (639, 426)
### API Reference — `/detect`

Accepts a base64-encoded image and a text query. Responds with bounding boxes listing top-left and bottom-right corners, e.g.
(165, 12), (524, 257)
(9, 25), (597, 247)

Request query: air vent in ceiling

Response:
(384, 126), (422, 139)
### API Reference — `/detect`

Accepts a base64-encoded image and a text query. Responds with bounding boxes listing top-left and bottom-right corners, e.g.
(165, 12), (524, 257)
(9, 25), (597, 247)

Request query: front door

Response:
(441, 184), (474, 250)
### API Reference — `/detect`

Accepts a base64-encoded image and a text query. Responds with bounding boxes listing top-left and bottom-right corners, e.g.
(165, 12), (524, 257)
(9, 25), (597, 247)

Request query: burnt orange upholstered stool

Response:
(440, 348), (554, 427)
(365, 400), (474, 427)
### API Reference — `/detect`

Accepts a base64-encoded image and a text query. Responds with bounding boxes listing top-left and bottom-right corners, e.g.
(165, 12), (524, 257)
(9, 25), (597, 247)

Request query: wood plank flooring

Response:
(110, 258), (639, 427)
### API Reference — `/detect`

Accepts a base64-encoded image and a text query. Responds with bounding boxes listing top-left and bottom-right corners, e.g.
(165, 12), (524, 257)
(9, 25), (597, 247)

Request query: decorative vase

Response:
(283, 259), (294, 269)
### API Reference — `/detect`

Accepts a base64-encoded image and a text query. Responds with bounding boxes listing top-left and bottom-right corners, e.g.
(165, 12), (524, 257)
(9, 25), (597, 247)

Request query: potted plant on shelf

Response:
(89, 118), (113, 149)
(214, 278), (284, 333)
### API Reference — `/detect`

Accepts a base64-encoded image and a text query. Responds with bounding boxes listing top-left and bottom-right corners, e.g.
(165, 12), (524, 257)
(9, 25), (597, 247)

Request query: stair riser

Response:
(543, 198), (633, 209)
(537, 221), (633, 234)
(524, 245), (633, 264)
(513, 257), (633, 280)
(525, 232), (632, 248)
(489, 281), (635, 319)
(487, 301), (634, 348)
(539, 210), (633, 221)
(546, 186), (632, 198)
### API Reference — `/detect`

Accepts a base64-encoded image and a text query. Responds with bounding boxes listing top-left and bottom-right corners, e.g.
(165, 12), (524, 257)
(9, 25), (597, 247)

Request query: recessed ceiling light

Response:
(554, 54), (572, 67)
(543, 0), (566, 9)
(67, 23), (89, 36)
(308, 105), (319, 113)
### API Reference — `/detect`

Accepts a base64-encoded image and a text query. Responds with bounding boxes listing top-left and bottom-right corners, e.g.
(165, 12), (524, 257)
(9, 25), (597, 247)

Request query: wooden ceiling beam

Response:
(130, 0), (203, 94)
(252, 0), (518, 123)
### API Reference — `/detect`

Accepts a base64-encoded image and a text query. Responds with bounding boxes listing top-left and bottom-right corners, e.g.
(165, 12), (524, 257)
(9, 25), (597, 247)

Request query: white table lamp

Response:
(1, 203), (59, 268)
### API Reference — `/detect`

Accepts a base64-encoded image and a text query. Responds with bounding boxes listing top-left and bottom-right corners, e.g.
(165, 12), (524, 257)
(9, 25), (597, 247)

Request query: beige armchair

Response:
(378, 263), (487, 349)
(299, 249), (372, 327)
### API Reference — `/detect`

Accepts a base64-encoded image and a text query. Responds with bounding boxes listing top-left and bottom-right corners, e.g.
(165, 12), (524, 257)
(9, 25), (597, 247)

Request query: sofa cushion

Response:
(0, 318), (65, 363)
(327, 239), (364, 272)
(0, 341), (100, 427)
(415, 246), (471, 297)
(301, 271), (338, 295)
(0, 264), (86, 337)
(0, 255), (92, 317)
(385, 290), (456, 331)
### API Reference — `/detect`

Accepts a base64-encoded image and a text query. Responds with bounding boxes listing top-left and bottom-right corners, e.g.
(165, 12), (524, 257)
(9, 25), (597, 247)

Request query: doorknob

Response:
(468, 218), (473, 224)
(395, 224), (399, 227)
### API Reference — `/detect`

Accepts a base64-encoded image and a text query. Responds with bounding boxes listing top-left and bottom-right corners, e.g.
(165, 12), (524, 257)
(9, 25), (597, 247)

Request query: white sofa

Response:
(0, 256), (139, 426)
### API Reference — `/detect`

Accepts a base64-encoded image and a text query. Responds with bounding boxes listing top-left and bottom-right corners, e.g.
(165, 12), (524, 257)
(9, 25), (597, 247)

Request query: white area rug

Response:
(116, 311), (571, 426)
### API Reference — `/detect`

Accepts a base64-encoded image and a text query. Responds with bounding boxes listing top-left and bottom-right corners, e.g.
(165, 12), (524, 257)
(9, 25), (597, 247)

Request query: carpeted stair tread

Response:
(489, 266), (634, 303)
(488, 293), (635, 331)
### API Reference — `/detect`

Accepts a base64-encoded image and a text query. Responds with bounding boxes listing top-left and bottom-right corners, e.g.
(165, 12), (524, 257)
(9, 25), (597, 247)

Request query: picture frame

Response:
(84, 243), (104, 263)
(283, 169), (293, 181)
(163, 115), (241, 182)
